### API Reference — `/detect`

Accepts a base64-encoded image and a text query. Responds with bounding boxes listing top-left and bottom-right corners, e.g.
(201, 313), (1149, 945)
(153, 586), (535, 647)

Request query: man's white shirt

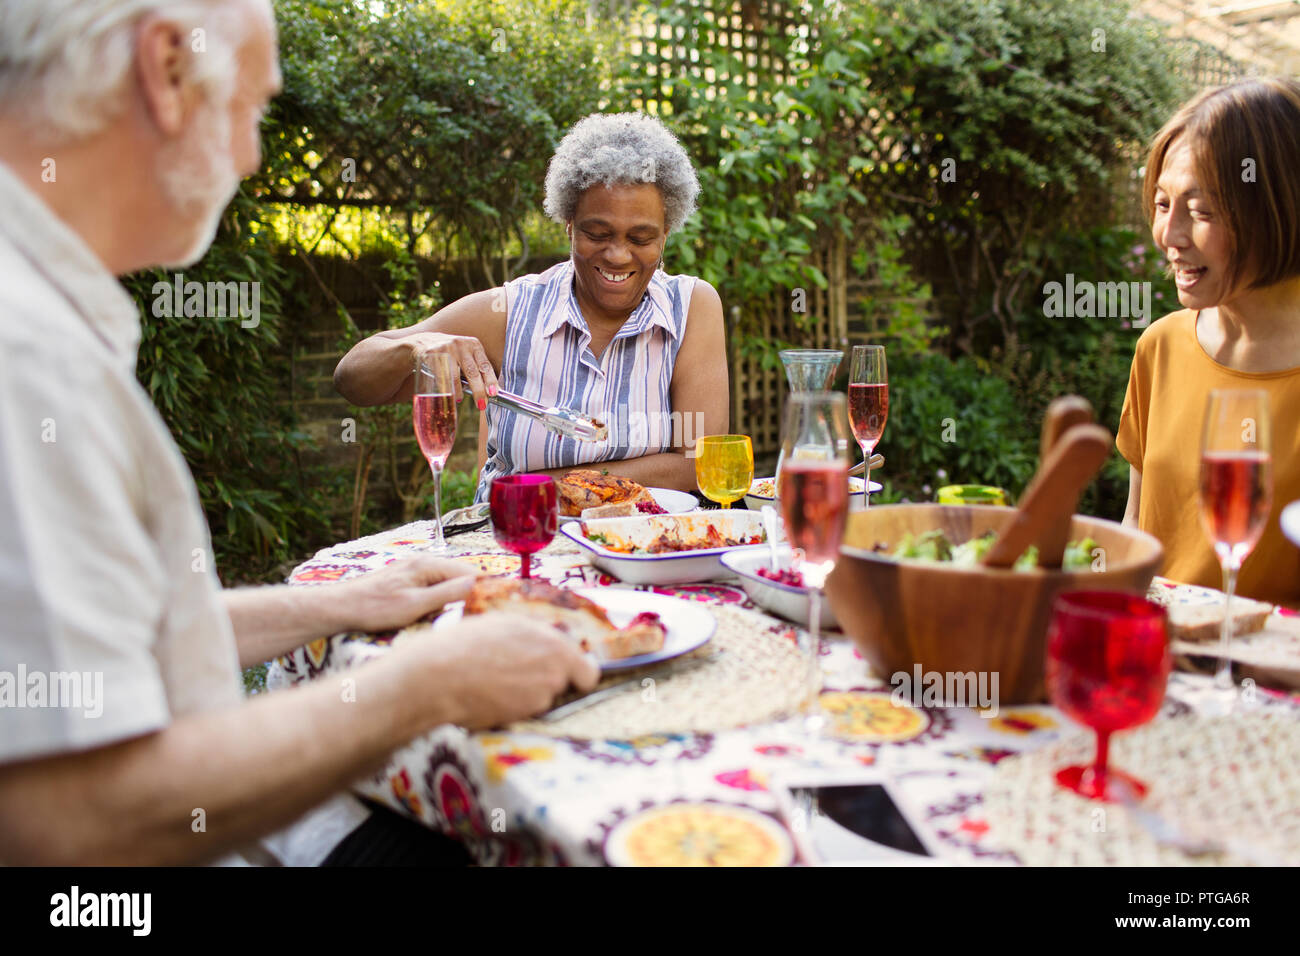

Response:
(0, 160), (367, 864)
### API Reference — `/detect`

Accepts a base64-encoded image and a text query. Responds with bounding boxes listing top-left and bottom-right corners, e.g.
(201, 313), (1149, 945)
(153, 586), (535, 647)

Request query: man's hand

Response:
(225, 555), (481, 669)
(333, 554), (479, 634)
(415, 613), (602, 729)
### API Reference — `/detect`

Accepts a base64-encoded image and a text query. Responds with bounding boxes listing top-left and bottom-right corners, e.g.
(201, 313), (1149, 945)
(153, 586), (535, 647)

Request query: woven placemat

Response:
(982, 713), (1300, 865)
(447, 529), (583, 558)
(507, 603), (813, 740)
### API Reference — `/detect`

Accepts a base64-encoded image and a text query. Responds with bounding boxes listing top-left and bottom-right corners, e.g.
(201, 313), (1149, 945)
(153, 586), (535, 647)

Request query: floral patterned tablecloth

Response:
(267, 519), (1300, 867)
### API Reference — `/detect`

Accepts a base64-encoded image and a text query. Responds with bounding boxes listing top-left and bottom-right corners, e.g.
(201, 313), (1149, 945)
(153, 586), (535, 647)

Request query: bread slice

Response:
(581, 501), (639, 519)
(1150, 593), (1275, 643)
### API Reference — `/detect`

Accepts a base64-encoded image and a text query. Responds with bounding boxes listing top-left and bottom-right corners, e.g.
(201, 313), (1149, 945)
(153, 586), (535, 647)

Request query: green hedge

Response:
(123, 0), (1193, 580)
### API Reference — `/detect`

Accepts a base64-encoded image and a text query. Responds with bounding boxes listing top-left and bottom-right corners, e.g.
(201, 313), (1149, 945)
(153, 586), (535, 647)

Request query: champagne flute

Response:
(695, 434), (753, 509)
(1046, 591), (1170, 802)
(778, 393), (854, 730)
(1199, 389), (1273, 699)
(490, 475), (558, 578)
(413, 351), (458, 554)
(848, 345), (888, 508)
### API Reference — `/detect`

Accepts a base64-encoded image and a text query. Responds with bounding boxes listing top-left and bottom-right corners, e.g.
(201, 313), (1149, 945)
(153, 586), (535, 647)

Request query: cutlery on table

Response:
(540, 652), (720, 722)
(761, 505), (780, 571)
(1113, 780), (1282, 866)
(440, 503), (491, 537)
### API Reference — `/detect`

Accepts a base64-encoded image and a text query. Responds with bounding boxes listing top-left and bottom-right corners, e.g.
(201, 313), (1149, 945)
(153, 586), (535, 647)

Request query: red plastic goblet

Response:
(489, 475), (558, 579)
(1045, 590), (1171, 802)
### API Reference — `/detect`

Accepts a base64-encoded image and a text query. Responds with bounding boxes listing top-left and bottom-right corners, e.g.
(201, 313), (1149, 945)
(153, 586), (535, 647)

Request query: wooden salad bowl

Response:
(825, 504), (1164, 705)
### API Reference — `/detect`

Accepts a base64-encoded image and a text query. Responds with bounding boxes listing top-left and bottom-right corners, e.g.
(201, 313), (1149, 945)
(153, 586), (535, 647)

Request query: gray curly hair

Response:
(543, 112), (700, 233)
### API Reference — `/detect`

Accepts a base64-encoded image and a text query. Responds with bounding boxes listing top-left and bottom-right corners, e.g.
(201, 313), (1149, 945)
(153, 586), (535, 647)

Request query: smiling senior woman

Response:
(334, 112), (728, 503)
(1118, 78), (1300, 608)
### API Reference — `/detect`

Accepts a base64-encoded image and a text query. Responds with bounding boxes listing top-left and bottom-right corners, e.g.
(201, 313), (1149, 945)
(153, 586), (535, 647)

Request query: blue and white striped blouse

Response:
(473, 259), (697, 503)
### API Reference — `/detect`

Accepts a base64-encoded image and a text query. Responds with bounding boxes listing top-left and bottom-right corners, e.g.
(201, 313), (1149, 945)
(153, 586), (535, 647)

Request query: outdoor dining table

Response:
(267, 515), (1300, 867)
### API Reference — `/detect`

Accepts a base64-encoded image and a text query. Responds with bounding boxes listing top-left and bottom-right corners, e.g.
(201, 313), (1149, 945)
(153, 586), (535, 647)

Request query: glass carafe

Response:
(778, 349), (842, 393)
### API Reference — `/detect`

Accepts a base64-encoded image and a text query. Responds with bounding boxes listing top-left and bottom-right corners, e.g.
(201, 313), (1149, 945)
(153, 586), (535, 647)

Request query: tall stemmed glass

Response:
(848, 345), (888, 508)
(412, 352), (458, 554)
(1199, 389), (1273, 698)
(778, 392), (854, 728)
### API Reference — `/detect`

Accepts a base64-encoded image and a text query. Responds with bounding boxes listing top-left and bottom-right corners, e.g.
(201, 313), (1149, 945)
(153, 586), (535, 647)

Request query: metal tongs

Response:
(462, 379), (608, 442)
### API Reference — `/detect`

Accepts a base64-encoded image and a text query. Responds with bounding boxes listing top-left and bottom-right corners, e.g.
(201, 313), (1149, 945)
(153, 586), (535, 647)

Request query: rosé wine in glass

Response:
(1199, 450), (1272, 559)
(779, 460), (850, 574)
(848, 383), (889, 451)
(413, 393), (457, 469)
(778, 391), (854, 733)
(1198, 390), (1273, 700)
(848, 346), (887, 508)
(413, 352), (459, 554)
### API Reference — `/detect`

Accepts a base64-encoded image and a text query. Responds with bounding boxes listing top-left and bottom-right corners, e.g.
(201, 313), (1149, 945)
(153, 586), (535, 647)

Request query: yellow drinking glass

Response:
(695, 434), (754, 509)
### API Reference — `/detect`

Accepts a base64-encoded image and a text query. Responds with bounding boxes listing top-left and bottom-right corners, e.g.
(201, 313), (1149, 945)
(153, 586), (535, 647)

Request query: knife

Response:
(539, 652), (720, 722)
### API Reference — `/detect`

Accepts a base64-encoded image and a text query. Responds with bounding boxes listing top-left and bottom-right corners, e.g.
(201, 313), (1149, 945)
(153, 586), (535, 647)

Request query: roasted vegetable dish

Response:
(582, 522), (764, 555)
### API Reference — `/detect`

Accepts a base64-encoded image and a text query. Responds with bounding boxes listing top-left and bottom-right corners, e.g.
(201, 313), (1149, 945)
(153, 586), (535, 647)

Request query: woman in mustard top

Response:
(1117, 78), (1300, 608)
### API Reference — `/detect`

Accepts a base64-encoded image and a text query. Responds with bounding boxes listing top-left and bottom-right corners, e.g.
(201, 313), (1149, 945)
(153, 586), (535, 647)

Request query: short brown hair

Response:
(1142, 77), (1300, 293)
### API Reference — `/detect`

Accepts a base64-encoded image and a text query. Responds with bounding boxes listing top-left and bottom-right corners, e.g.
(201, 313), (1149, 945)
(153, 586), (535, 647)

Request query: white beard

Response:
(155, 98), (241, 268)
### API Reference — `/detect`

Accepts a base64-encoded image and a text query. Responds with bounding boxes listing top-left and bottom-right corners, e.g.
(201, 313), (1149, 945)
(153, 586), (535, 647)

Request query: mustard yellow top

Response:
(1117, 309), (1300, 608)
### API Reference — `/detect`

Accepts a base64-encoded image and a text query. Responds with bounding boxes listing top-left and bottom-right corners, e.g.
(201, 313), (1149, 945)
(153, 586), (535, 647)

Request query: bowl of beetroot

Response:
(720, 547), (839, 630)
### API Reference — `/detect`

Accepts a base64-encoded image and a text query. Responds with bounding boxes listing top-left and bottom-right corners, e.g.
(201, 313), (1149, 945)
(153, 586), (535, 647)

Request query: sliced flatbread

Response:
(1146, 578), (1274, 642)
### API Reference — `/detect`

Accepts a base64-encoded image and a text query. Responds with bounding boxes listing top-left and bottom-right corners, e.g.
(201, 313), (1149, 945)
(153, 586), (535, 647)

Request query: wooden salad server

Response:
(982, 420), (1112, 570)
(1036, 396), (1095, 569)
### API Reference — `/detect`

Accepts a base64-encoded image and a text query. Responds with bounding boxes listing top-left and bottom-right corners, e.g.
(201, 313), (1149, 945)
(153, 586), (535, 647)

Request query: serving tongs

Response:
(462, 379), (608, 442)
(848, 453), (885, 479)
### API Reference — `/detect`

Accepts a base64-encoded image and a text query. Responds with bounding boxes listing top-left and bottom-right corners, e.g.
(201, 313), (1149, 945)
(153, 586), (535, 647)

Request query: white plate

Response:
(1283, 500), (1300, 549)
(743, 475), (881, 512)
(558, 486), (699, 524)
(720, 548), (839, 630)
(560, 510), (768, 585)
(433, 587), (716, 672)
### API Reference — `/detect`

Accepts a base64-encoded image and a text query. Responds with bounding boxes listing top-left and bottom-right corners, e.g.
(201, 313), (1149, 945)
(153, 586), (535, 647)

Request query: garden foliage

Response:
(129, 0), (1203, 583)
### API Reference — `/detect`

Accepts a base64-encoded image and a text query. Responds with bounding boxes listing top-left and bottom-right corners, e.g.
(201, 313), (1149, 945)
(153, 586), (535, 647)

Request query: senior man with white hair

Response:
(0, 0), (599, 866)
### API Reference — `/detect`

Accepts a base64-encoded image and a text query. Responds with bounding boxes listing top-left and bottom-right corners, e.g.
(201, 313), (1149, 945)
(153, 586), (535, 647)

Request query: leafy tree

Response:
(128, 0), (613, 580)
(834, 0), (1188, 355)
(265, 0), (613, 286)
(124, 192), (326, 582)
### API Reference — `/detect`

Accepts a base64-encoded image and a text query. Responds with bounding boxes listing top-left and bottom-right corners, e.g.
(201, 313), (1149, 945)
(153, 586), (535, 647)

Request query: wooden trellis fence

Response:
(624, 0), (847, 456)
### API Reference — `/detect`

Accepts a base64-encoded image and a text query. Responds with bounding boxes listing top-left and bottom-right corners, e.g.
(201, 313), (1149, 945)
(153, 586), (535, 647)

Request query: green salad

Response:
(888, 529), (1097, 571)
